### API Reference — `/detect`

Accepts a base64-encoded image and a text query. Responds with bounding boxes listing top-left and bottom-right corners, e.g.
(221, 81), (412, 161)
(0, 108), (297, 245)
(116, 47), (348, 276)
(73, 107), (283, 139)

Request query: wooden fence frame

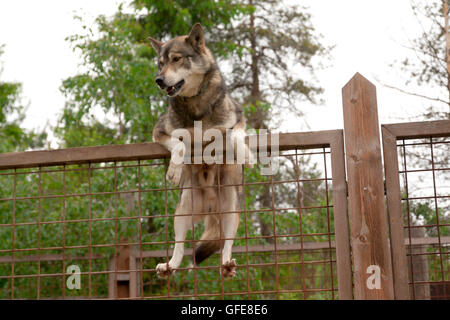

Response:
(382, 119), (450, 299)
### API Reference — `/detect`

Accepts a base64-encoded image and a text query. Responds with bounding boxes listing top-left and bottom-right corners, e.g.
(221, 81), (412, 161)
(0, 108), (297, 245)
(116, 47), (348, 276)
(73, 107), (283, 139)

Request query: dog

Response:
(149, 23), (253, 278)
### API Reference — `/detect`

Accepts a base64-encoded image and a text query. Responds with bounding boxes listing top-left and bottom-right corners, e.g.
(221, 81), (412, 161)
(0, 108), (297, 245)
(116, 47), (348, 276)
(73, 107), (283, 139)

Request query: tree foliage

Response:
(389, 0), (450, 119)
(220, 0), (330, 129)
(0, 45), (46, 153)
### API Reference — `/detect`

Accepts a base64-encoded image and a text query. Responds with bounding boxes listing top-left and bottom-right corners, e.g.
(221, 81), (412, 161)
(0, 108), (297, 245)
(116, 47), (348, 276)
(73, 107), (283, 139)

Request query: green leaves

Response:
(58, 12), (163, 147)
(0, 45), (47, 153)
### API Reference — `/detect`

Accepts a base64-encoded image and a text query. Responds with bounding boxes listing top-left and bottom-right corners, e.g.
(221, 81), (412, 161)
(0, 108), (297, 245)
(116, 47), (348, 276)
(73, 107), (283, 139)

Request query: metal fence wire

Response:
(398, 137), (450, 300)
(0, 131), (350, 300)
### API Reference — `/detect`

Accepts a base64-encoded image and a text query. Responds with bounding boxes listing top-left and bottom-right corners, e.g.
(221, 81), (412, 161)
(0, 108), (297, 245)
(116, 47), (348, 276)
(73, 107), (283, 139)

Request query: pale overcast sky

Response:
(0, 0), (445, 148)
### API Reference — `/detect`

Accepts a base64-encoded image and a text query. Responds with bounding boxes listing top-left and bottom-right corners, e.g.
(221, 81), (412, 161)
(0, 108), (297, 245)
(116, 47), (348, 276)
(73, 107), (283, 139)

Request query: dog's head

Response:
(149, 23), (214, 97)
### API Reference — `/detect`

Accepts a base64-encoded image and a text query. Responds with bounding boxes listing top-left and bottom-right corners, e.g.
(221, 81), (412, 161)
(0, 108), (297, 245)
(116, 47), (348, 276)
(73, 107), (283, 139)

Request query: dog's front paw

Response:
(234, 142), (255, 168)
(167, 161), (183, 186)
(221, 259), (237, 278)
(244, 149), (256, 168)
(156, 262), (173, 278)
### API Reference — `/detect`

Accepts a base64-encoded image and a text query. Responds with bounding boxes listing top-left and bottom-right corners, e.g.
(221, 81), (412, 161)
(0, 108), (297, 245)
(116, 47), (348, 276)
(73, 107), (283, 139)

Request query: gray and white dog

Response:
(149, 23), (253, 278)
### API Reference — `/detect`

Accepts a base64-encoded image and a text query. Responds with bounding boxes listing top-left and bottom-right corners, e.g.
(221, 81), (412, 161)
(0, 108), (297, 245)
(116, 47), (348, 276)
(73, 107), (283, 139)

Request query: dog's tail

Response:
(193, 215), (221, 265)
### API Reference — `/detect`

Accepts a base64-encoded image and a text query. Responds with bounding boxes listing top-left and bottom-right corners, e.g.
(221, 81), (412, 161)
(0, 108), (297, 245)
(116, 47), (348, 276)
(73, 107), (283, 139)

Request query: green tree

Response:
(0, 45), (46, 153)
(387, 0), (450, 120)
(221, 0), (329, 130)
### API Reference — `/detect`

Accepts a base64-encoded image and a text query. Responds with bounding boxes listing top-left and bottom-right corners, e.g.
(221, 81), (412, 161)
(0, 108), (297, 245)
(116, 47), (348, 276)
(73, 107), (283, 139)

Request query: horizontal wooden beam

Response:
(0, 254), (103, 263)
(405, 236), (450, 246)
(0, 130), (342, 170)
(382, 120), (450, 139)
(0, 142), (170, 170)
(140, 236), (450, 258)
(2, 237), (447, 263)
(140, 242), (336, 259)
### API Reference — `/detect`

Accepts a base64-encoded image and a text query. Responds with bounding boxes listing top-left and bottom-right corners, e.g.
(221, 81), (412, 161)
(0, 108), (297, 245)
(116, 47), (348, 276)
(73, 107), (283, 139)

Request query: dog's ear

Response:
(148, 36), (163, 54)
(186, 23), (205, 53)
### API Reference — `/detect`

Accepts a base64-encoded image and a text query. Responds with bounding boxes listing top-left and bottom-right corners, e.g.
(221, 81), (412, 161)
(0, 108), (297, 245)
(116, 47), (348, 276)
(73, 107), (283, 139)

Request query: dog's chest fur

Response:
(166, 90), (241, 132)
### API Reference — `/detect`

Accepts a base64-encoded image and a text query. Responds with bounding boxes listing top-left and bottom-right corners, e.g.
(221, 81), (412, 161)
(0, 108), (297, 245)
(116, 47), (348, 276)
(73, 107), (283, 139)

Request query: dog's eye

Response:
(173, 57), (181, 62)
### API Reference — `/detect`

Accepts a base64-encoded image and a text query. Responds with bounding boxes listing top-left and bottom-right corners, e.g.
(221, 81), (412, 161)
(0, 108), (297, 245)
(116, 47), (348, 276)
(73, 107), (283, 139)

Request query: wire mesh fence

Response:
(397, 137), (450, 300)
(0, 131), (351, 300)
(382, 120), (450, 300)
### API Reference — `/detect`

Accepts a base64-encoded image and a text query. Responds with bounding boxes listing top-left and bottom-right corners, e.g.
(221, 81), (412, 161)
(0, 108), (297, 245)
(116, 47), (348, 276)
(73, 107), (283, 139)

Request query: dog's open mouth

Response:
(166, 80), (185, 96)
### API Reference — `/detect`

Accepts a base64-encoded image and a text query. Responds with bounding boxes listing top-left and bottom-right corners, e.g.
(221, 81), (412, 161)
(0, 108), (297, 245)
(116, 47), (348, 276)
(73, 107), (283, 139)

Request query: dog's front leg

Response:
(153, 127), (186, 186)
(156, 211), (191, 278)
(166, 141), (185, 186)
(230, 123), (255, 168)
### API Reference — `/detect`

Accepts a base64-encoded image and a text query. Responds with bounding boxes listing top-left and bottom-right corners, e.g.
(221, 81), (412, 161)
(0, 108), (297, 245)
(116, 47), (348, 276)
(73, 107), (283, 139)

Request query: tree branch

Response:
(382, 82), (449, 106)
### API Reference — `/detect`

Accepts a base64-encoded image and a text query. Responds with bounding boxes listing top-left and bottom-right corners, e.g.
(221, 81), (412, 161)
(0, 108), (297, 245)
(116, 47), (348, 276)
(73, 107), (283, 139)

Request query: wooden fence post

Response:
(108, 242), (138, 299)
(342, 73), (395, 299)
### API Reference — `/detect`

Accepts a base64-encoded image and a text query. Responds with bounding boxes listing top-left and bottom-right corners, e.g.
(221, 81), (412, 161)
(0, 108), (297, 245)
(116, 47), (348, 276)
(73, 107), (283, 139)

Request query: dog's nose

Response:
(155, 76), (165, 89)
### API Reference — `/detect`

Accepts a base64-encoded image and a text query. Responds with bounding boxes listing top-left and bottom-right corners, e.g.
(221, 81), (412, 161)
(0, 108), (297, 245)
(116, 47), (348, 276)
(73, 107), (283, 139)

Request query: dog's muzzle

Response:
(155, 77), (185, 96)
(155, 76), (166, 89)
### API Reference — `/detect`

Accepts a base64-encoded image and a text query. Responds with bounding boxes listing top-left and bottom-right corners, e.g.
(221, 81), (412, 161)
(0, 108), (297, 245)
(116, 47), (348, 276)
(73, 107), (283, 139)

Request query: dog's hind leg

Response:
(220, 210), (239, 278)
(219, 178), (240, 278)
